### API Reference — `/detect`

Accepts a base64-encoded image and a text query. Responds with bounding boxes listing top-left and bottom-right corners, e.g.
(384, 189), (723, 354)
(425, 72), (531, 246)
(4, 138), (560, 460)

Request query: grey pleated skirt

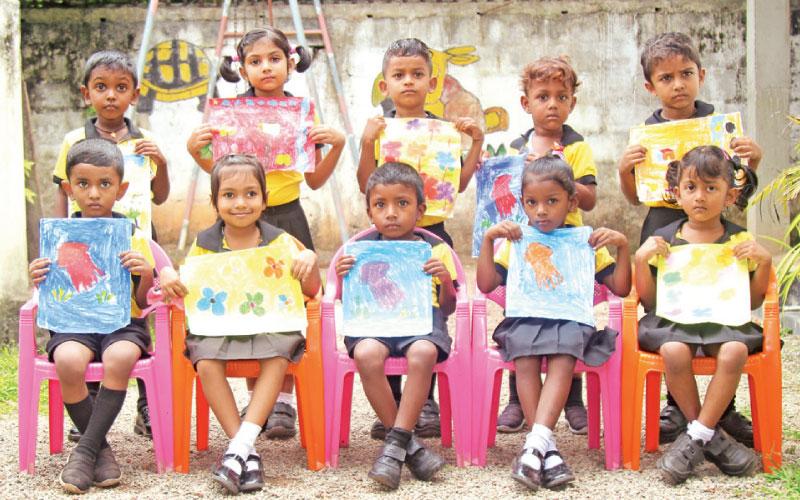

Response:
(184, 331), (305, 366)
(492, 317), (617, 366)
(638, 312), (763, 354)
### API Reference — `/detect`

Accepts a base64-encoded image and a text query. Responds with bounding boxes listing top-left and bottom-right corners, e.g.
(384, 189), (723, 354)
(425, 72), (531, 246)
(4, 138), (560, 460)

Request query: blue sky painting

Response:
(342, 240), (432, 337)
(506, 225), (595, 326)
(38, 218), (132, 334)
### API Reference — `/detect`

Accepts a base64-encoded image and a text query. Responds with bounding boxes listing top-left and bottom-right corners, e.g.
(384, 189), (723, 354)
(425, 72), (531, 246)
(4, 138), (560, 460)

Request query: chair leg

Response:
(623, 367), (647, 470)
(598, 368), (622, 470)
(140, 372), (168, 473)
(644, 372), (661, 452)
(173, 360), (195, 473)
(586, 371), (600, 450)
(437, 373), (453, 449)
(196, 378), (209, 451)
(487, 369), (503, 449)
(48, 379), (64, 455)
(748, 375), (762, 452)
(751, 366), (782, 472)
(328, 369), (351, 468)
(339, 372), (354, 448)
(19, 374), (42, 474)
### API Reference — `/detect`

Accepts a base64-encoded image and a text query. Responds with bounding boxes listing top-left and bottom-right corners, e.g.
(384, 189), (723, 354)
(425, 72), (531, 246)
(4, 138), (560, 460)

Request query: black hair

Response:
(209, 155), (268, 211)
(365, 162), (425, 206)
(65, 138), (125, 180)
(521, 154), (577, 197)
(219, 27), (312, 84)
(640, 32), (702, 84)
(664, 145), (757, 210)
(82, 50), (138, 88)
(381, 38), (433, 75)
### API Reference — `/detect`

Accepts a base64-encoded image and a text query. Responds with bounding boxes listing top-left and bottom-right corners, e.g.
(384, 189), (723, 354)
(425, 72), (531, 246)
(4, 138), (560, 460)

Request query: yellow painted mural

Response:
(137, 39), (210, 113)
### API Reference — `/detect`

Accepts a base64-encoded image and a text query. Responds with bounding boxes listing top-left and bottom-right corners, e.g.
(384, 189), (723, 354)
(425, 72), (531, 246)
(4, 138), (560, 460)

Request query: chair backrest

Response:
(324, 226), (467, 303)
(148, 239), (173, 275)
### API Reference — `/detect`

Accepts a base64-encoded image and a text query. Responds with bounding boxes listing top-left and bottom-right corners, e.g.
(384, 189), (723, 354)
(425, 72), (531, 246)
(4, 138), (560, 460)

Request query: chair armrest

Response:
(621, 288), (641, 356)
(304, 298), (322, 356)
(471, 291), (489, 353)
(18, 295), (39, 357)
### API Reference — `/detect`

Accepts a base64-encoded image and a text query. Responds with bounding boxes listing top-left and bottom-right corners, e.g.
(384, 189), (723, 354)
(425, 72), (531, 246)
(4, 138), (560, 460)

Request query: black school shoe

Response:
(368, 428), (411, 490)
(405, 436), (445, 481)
(510, 447), (542, 490)
(239, 454), (265, 493)
(718, 409), (755, 448)
(541, 450), (575, 489)
(211, 454), (245, 495)
(134, 406), (152, 439)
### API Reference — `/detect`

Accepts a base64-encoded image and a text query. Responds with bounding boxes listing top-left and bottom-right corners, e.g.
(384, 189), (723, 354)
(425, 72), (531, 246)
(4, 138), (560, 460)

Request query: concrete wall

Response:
(21, 0), (794, 258)
(1, 0), (29, 342)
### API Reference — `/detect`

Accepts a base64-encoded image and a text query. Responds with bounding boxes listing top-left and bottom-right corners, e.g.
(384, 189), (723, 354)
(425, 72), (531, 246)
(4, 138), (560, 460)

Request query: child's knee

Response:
(406, 339), (437, 360)
(102, 340), (142, 369)
(716, 341), (748, 370)
(195, 359), (222, 379)
(353, 339), (388, 373)
(53, 343), (92, 383)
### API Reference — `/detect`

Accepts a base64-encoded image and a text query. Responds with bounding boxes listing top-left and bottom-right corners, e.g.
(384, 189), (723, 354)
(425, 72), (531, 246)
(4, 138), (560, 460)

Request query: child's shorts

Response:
(45, 318), (151, 362)
(343, 309), (451, 363)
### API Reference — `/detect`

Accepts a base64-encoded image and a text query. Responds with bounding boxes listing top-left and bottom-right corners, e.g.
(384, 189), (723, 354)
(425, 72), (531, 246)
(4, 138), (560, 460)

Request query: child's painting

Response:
(656, 244), (751, 326)
(208, 96), (316, 173)
(38, 218), (132, 334)
(629, 112), (744, 204)
(472, 155), (527, 256)
(180, 245), (307, 336)
(378, 118), (462, 220)
(342, 241), (432, 337)
(507, 226), (595, 326)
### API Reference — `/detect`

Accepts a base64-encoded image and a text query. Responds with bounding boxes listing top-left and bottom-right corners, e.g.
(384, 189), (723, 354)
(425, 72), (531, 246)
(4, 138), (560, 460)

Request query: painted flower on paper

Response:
(435, 151), (456, 169)
(426, 120), (441, 133)
(264, 257), (285, 279)
(406, 141), (427, 159)
(381, 141), (402, 162)
(197, 287), (227, 316)
(239, 292), (266, 316)
(276, 293), (295, 310)
(436, 181), (455, 202)
(406, 119), (423, 130)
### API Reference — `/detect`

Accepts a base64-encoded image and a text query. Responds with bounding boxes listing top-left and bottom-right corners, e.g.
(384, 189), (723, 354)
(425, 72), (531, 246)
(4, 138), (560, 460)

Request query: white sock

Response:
(520, 424), (552, 469)
(543, 438), (564, 470)
(686, 420), (715, 444)
(277, 391), (296, 409)
(245, 447), (260, 472)
(223, 421), (262, 474)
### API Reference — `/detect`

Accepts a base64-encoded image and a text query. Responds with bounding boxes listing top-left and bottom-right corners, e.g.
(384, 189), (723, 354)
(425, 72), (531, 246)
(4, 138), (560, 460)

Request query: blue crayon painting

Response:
(507, 225), (595, 326)
(342, 241), (432, 337)
(38, 218), (132, 334)
(472, 155), (528, 256)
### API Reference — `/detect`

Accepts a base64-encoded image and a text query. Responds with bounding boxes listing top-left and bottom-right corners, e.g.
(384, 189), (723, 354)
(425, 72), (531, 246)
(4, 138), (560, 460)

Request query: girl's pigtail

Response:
(294, 45), (313, 73)
(733, 160), (758, 210)
(219, 54), (241, 83)
(663, 159), (682, 206)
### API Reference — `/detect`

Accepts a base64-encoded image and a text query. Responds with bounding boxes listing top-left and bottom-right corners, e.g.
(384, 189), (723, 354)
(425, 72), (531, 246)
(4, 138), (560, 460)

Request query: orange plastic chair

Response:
(621, 268), (782, 473)
(171, 297), (326, 472)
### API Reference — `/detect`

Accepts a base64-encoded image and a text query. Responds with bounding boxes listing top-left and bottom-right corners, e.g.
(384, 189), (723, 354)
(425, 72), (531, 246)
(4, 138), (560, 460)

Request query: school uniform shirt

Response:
(52, 118), (159, 216)
(509, 124), (597, 227)
(637, 100), (715, 242)
(186, 217), (305, 259)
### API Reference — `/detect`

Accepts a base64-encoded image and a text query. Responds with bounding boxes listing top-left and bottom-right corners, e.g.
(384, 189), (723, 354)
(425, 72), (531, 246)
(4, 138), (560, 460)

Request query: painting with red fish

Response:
(37, 218), (132, 334)
(342, 240), (432, 338)
(472, 154), (527, 256)
(208, 96), (316, 173)
(506, 225), (595, 326)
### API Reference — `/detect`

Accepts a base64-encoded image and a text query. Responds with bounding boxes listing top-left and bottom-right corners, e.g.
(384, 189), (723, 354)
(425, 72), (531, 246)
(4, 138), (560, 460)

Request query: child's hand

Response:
(291, 249), (318, 282)
(484, 220), (522, 242)
(618, 144), (647, 176)
(29, 258), (51, 286)
(309, 125), (345, 148)
(336, 254), (355, 277)
(187, 124), (213, 157)
(134, 139), (167, 169)
(635, 236), (669, 263)
(589, 227), (628, 251)
(157, 266), (187, 301)
(455, 117), (484, 142)
(423, 258), (452, 284)
(730, 136), (762, 170)
(733, 240), (772, 268)
(120, 251), (154, 277)
(361, 115), (386, 144)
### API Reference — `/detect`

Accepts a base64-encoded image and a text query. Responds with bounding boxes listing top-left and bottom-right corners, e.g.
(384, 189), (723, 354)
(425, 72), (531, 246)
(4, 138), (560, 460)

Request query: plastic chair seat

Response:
(322, 227), (473, 467)
(18, 240), (175, 474)
(620, 269), (782, 473)
(471, 283), (623, 470)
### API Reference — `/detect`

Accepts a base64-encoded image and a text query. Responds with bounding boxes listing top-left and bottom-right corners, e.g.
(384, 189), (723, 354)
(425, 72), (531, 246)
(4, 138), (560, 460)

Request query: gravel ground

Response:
(1, 262), (798, 499)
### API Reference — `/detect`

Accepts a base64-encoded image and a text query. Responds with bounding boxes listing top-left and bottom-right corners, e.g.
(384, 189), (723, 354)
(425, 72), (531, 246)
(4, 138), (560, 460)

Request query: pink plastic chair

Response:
(18, 240), (174, 474)
(471, 282), (623, 470)
(322, 227), (473, 467)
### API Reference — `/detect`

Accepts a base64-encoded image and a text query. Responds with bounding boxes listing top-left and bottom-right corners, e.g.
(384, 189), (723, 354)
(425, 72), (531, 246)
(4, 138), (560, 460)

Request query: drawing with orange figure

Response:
(524, 242), (563, 290)
(57, 242), (107, 293)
